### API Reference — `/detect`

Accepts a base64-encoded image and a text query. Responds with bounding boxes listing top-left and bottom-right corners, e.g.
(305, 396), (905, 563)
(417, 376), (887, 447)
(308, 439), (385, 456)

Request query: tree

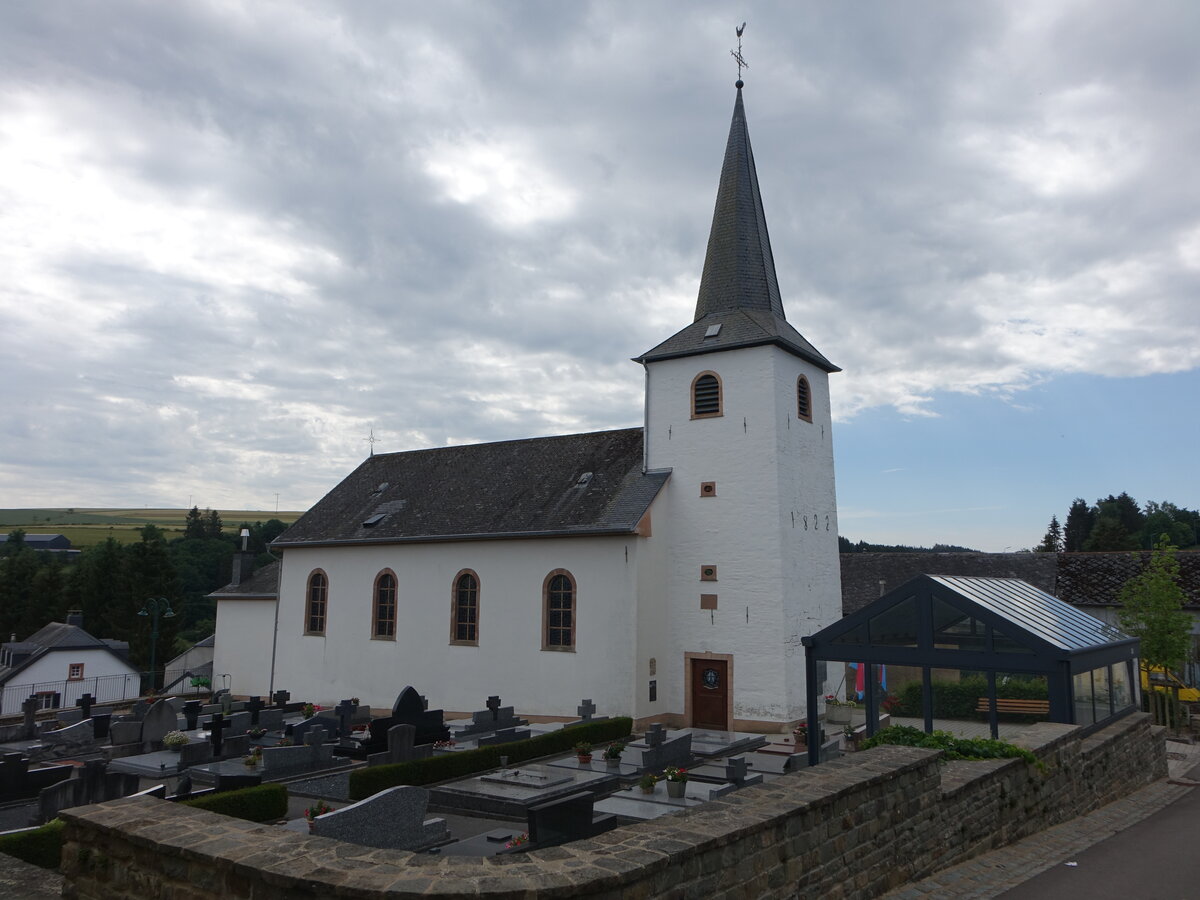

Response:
(205, 508), (223, 539)
(1063, 499), (1095, 552)
(124, 525), (182, 672)
(74, 538), (129, 640)
(184, 506), (206, 539)
(1036, 515), (1063, 552)
(1084, 517), (1139, 551)
(1118, 535), (1191, 675)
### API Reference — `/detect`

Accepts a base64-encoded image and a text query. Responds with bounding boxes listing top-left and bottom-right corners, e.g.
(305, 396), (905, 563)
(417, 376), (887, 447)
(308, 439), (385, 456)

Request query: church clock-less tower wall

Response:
(637, 80), (842, 729)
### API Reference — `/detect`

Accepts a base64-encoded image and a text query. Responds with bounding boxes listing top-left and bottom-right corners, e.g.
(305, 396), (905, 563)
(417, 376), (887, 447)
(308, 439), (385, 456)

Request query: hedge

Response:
(0, 819), (65, 870)
(349, 717), (633, 801)
(181, 783), (288, 822)
(892, 676), (1048, 718)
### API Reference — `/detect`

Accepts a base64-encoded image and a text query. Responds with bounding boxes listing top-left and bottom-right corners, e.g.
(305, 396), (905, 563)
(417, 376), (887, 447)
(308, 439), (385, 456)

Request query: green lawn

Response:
(0, 508), (303, 547)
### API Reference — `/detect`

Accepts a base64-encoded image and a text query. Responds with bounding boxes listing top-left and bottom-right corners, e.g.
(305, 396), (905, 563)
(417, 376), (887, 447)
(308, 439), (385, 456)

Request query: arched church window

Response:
(797, 375), (813, 422)
(373, 570), (397, 639)
(451, 570), (479, 645)
(692, 372), (722, 418)
(305, 570), (328, 635)
(543, 570), (576, 650)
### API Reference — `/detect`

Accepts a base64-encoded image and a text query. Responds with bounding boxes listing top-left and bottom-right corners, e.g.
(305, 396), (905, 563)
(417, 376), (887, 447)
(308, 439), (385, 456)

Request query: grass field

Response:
(0, 508), (304, 548)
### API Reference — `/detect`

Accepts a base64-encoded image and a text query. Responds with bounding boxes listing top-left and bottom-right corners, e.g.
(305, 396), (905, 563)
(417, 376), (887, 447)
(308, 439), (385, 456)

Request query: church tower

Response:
(636, 78), (842, 729)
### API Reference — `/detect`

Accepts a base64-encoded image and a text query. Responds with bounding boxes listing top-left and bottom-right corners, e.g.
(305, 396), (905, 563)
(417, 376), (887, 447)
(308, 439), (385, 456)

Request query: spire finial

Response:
(730, 22), (747, 88)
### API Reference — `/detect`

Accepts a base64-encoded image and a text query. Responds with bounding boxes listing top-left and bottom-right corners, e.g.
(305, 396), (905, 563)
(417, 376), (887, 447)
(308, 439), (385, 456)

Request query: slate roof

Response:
(209, 560), (280, 599)
(272, 428), (669, 548)
(0, 622), (134, 686)
(637, 85), (837, 372)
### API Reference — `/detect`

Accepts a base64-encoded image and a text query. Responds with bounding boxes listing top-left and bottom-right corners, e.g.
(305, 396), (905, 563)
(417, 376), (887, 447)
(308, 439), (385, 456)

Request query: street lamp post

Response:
(138, 597), (175, 692)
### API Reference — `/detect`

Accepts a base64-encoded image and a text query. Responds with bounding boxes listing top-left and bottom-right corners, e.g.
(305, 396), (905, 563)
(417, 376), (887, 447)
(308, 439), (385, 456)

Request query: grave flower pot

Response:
(577, 754), (592, 765)
(640, 785), (655, 795)
(666, 780), (686, 799)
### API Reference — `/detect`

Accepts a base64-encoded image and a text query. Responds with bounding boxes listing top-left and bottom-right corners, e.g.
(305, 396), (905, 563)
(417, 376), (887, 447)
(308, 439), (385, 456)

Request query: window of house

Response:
(543, 570), (576, 650)
(305, 571), (328, 635)
(373, 571), (397, 639)
(34, 691), (59, 710)
(67, 663), (84, 681)
(797, 375), (813, 422)
(451, 570), (479, 645)
(691, 372), (722, 418)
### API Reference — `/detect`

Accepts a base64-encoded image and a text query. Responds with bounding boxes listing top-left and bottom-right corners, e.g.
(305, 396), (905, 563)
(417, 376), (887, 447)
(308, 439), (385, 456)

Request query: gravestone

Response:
(225, 711), (251, 736)
(40, 719), (96, 752)
(290, 712), (339, 745)
(142, 700), (179, 747)
(220, 693), (233, 715)
(109, 720), (142, 746)
(260, 725), (338, 777)
(222, 734), (251, 758)
(477, 727), (531, 747)
(36, 759), (140, 824)
(366, 724), (432, 767)
(272, 689), (291, 708)
(245, 696), (265, 726)
(91, 713), (111, 740)
(644, 724), (666, 747)
(21, 697), (39, 740)
(55, 709), (83, 726)
(257, 709), (284, 732)
(1, 753), (73, 802)
(334, 699), (358, 736)
(179, 740), (214, 767)
(77, 693), (96, 719)
(527, 791), (616, 848)
(363, 686), (448, 753)
(639, 733), (692, 771)
(214, 772), (261, 791)
(208, 714), (228, 754)
(182, 700), (204, 731)
(311, 786), (449, 850)
(130, 700), (150, 721)
(723, 755), (763, 788)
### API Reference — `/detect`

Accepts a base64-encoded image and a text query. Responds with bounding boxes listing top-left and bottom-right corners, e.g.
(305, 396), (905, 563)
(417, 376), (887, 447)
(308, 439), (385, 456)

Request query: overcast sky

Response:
(2, 1), (1197, 552)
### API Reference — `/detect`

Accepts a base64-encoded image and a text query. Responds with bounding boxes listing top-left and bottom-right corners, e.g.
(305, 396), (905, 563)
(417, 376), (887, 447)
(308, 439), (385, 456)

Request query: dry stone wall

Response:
(59, 713), (1164, 900)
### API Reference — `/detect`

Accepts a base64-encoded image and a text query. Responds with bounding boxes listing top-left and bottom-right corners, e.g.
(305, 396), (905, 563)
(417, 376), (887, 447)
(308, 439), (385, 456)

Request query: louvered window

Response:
(797, 375), (812, 422)
(306, 571), (328, 635)
(452, 571), (479, 644)
(373, 572), (397, 638)
(692, 372), (722, 418)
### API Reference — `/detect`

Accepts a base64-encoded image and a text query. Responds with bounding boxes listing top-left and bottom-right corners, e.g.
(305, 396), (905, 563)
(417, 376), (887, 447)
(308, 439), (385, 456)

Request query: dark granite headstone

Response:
(363, 686), (448, 753)
(526, 791), (616, 848)
(182, 700), (203, 731)
(91, 712), (111, 740)
(77, 693), (96, 719)
(208, 714), (227, 754)
(271, 689), (290, 708)
(21, 697), (38, 739)
(245, 696), (265, 726)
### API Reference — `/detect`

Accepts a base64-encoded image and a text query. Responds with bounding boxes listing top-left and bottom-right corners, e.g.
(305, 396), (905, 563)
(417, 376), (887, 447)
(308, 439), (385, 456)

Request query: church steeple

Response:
(636, 82), (838, 372)
(693, 82), (785, 322)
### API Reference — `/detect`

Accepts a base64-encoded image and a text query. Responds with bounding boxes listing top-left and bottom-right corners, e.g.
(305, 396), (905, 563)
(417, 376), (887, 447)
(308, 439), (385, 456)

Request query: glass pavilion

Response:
(803, 576), (1140, 765)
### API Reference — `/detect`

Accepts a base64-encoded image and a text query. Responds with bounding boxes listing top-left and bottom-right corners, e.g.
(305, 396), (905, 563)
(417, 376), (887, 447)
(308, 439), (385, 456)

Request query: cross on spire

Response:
(730, 22), (748, 84)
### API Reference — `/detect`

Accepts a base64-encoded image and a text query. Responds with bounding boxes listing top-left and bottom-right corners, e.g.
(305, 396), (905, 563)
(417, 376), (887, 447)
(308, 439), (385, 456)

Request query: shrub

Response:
(0, 819), (64, 870)
(893, 676), (1049, 719)
(181, 783), (288, 822)
(349, 717), (633, 801)
(860, 725), (1042, 769)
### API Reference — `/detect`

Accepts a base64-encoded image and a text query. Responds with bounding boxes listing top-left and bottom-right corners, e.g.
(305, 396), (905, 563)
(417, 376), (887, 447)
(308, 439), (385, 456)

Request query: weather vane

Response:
(365, 427), (378, 456)
(730, 22), (748, 83)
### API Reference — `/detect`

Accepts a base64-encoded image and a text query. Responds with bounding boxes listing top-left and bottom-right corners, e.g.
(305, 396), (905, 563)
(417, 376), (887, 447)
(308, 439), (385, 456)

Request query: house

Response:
(162, 634), (215, 696)
(213, 79), (843, 731)
(0, 613), (141, 715)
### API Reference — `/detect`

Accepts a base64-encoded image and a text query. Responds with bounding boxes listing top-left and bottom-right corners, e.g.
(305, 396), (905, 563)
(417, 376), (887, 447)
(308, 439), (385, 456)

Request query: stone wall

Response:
(59, 713), (1165, 900)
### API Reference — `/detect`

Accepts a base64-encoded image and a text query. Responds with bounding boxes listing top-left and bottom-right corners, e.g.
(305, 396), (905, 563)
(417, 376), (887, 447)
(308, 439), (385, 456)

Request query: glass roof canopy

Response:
(802, 575), (1140, 764)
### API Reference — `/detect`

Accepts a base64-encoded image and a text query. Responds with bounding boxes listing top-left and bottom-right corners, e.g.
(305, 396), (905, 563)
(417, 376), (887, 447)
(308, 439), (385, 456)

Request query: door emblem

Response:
(701, 667), (720, 690)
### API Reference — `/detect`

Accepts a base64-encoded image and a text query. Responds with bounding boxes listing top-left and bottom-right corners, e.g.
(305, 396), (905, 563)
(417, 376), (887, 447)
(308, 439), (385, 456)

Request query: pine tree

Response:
(204, 508), (223, 539)
(184, 506), (206, 539)
(1063, 499), (1096, 551)
(1037, 515), (1063, 552)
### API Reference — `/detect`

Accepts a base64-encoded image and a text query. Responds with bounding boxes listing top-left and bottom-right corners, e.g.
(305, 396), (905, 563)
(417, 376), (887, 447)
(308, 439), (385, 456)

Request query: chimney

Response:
(231, 551), (255, 586)
(66, 610), (84, 628)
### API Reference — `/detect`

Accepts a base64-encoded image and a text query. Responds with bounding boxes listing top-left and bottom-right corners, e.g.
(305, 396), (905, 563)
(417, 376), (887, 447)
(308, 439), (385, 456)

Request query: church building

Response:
(213, 79), (842, 732)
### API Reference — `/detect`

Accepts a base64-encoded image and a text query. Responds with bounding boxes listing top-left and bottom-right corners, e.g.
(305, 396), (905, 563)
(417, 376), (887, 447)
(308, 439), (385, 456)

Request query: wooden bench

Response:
(975, 698), (1049, 716)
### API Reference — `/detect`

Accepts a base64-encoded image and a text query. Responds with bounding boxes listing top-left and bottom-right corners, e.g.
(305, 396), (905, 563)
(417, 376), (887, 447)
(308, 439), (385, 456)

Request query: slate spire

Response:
(693, 82), (785, 321)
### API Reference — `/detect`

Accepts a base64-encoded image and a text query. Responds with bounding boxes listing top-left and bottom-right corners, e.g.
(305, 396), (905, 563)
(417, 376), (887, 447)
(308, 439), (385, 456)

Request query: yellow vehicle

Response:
(1140, 666), (1200, 703)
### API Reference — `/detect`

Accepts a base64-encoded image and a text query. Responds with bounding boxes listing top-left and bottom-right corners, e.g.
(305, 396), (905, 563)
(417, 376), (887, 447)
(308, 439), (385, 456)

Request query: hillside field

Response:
(0, 508), (304, 548)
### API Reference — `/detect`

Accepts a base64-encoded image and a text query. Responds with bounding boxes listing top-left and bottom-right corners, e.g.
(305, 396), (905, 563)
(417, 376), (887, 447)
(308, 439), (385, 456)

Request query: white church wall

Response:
(213, 598), (278, 698)
(270, 536), (639, 717)
(645, 345), (809, 725)
(770, 351), (842, 718)
(632, 490), (671, 723)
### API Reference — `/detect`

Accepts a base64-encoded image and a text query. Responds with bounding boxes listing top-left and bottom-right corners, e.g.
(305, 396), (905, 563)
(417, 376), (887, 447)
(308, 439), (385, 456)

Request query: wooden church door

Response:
(691, 659), (729, 730)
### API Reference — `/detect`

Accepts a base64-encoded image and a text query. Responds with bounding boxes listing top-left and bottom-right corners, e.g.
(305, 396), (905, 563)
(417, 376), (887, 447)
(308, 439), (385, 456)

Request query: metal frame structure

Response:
(803, 575), (1141, 766)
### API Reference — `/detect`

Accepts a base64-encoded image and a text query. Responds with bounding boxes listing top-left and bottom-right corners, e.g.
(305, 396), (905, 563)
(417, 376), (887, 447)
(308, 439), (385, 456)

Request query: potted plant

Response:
(505, 831), (529, 849)
(163, 730), (189, 752)
(638, 774), (657, 795)
(663, 766), (688, 798)
(302, 703), (317, 720)
(574, 741), (593, 764)
(243, 748), (263, 767)
(305, 800), (332, 832)
(792, 722), (808, 749)
(825, 695), (851, 725)
(603, 742), (625, 767)
(247, 726), (268, 740)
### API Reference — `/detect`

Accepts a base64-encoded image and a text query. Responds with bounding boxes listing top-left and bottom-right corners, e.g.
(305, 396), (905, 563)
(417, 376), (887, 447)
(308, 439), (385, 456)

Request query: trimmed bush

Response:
(893, 676), (1049, 719)
(350, 717), (633, 801)
(0, 819), (65, 870)
(181, 783), (288, 822)
(860, 724), (1043, 769)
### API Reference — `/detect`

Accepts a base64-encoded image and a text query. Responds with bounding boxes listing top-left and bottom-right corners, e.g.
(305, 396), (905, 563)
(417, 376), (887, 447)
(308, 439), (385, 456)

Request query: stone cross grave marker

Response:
(208, 714), (227, 754)
(486, 695), (501, 720)
(272, 689), (290, 708)
(245, 696), (265, 726)
(335, 699), (357, 735)
(22, 696), (39, 738)
(77, 693), (95, 719)
(645, 724), (666, 747)
(725, 755), (748, 784)
(576, 699), (597, 722)
(303, 723), (329, 748)
(183, 700), (203, 731)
